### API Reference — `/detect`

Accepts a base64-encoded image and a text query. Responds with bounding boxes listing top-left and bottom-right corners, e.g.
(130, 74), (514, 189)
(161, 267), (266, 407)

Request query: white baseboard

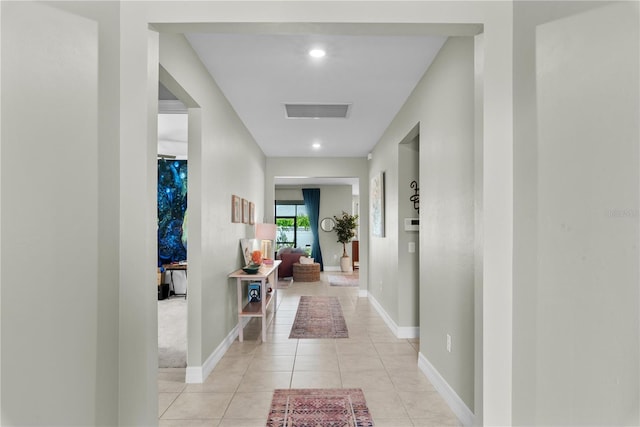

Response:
(185, 318), (248, 383)
(367, 293), (419, 339)
(418, 352), (475, 426)
(396, 325), (419, 339)
(323, 266), (341, 272)
(358, 289), (368, 298)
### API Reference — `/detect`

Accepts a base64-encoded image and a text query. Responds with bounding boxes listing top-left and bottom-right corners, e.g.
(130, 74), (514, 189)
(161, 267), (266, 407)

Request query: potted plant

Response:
(333, 211), (359, 272)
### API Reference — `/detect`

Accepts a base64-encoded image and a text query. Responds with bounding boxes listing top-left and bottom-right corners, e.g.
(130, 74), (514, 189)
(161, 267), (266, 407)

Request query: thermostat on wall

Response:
(404, 218), (419, 231)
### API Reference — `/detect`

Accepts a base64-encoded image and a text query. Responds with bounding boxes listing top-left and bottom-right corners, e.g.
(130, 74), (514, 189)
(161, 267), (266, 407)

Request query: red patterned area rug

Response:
(266, 388), (374, 427)
(327, 274), (359, 287)
(289, 296), (349, 339)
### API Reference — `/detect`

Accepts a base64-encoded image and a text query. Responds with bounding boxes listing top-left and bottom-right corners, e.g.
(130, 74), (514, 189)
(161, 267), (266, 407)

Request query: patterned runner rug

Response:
(327, 274), (359, 287)
(289, 296), (348, 339)
(266, 388), (373, 427)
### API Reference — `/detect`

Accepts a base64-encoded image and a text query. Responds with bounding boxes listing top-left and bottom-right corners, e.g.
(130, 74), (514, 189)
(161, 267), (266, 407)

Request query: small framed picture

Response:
(242, 198), (249, 224)
(232, 195), (241, 223)
(371, 171), (385, 237)
(249, 202), (255, 225)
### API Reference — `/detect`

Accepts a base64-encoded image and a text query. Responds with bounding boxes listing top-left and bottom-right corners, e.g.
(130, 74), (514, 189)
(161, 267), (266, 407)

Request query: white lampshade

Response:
(255, 223), (277, 259)
(255, 223), (277, 240)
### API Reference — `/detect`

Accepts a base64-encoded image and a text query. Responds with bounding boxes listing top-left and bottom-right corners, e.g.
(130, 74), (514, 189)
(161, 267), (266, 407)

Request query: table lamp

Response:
(255, 223), (277, 263)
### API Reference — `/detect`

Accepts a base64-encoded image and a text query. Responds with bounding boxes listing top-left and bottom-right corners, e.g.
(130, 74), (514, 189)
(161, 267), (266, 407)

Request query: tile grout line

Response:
(159, 274), (459, 426)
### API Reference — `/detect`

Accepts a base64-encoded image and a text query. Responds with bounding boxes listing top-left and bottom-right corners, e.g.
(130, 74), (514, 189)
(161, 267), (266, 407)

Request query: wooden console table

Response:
(352, 240), (359, 270)
(228, 260), (281, 342)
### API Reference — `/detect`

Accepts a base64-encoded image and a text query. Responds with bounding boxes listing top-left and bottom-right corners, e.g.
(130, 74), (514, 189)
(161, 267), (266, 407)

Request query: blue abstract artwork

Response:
(158, 160), (187, 266)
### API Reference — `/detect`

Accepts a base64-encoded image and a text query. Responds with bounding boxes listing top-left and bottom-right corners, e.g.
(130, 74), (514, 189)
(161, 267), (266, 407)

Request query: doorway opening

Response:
(398, 124), (421, 330)
(157, 82), (188, 370)
(273, 177), (359, 271)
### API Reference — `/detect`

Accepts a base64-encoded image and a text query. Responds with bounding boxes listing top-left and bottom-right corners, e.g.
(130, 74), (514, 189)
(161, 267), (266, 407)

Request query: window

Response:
(275, 201), (312, 254)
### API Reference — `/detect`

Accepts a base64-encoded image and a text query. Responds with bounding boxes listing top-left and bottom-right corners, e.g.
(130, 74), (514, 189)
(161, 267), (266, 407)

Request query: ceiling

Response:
(184, 32), (446, 158)
(157, 29), (448, 192)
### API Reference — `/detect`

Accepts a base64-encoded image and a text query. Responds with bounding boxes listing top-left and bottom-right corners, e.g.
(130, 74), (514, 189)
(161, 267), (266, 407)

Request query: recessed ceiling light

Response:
(312, 143), (321, 149)
(309, 48), (326, 58)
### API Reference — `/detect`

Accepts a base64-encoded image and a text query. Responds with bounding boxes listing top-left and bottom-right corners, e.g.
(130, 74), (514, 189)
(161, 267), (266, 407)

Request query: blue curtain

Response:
(302, 188), (324, 270)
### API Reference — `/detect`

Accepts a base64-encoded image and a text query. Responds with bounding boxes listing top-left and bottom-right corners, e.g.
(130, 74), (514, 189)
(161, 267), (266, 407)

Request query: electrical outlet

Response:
(446, 334), (452, 352)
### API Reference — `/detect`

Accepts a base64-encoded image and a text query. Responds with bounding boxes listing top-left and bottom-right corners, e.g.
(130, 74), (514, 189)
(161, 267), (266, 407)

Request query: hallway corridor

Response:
(158, 273), (460, 426)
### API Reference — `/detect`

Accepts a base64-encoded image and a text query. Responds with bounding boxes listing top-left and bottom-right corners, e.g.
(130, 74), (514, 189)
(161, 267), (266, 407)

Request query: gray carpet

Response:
(158, 297), (187, 368)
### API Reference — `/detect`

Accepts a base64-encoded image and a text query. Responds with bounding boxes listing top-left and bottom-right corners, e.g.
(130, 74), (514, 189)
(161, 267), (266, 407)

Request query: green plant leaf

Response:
(332, 211), (358, 244)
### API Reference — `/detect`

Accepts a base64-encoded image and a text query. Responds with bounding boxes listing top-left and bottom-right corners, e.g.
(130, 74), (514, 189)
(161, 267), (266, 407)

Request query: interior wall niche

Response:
(397, 125), (420, 327)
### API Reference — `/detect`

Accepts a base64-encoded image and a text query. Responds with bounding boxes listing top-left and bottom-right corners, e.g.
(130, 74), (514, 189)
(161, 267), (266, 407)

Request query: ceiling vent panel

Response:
(284, 103), (351, 119)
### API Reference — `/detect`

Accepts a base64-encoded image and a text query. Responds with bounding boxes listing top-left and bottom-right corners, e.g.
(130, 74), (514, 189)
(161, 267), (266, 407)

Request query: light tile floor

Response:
(158, 273), (461, 426)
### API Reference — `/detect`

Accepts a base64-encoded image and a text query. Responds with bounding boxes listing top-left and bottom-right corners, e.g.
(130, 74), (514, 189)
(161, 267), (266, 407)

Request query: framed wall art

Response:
(249, 202), (255, 225)
(371, 171), (385, 237)
(240, 238), (259, 265)
(158, 159), (188, 265)
(242, 198), (249, 224)
(232, 195), (242, 223)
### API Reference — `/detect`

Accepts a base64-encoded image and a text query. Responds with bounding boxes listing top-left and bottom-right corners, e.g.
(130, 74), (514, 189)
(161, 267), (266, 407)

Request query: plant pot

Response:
(340, 255), (352, 272)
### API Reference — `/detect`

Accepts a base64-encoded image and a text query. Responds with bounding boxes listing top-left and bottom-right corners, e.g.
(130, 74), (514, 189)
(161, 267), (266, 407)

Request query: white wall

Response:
(368, 128), (422, 331)
(1, 2), (110, 424)
(473, 32), (485, 424)
(118, 14), (160, 426)
(275, 185), (353, 269)
(397, 136), (420, 327)
(61, 3), (122, 424)
(513, 1), (639, 424)
(421, 36), (476, 412)
(368, 151), (400, 323)
(370, 36), (476, 410)
(158, 32), (267, 370)
(319, 186), (357, 266)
